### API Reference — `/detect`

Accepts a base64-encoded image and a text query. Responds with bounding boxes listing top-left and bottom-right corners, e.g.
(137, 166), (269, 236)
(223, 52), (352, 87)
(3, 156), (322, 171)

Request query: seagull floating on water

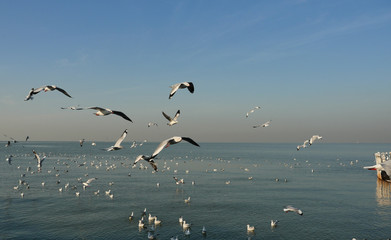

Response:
(87, 107), (133, 122)
(283, 205), (303, 215)
(271, 220), (279, 228)
(25, 85), (72, 101)
(6, 155), (13, 165)
(247, 224), (255, 232)
(162, 110), (180, 126)
(169, 82), (194, 99)
(133, 136), (200, 171)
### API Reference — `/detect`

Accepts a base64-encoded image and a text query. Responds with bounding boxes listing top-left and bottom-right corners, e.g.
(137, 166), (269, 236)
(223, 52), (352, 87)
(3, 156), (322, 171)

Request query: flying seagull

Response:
(162, 110), (180, 126)
(24, 85), (72, 101)
(148, 122), (158, 127)
(79, 139), (85, 147)
(87, 107), (133, 122)
(82, 178), (97, 189)
(61, 106), (84, 110)
(106, 129), (128, 151)
(133, 136), (200, 171)
(33, 150), (46, 169)
(253, 120), (272, 128)
(246, 106), (261, 118)
(297, 140), (310, 151)
(169, 82), (194, 99)
(309, 135), (323, 145)
(283, 205), (303, 215)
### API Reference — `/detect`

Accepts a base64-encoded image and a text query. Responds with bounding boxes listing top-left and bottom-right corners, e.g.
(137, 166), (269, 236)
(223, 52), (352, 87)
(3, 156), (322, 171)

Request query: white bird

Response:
(154, 217), (162, 225)
(148, 122), (158, 127)
(61, 106), (84, 110)
(133, 136), (200, 171)
(202, 226), (206, 235)
(253, 120), (271, 128)
(82, 177), (97, 188)
(271, 220), (279, 228)
(184, 197), (191, 203)
(283, 205), (303, 215)
(87, 107), (133, 122)
(148, 213), (156, 222)
(247, 224), (255, 231)
(105, 129), (128, 151)
(6, 155), (13, 165)
(309, 135), (323, 145)
(33, 150), (46, 169)
(179, 216), (183, 225)
(297, 140), (310, 151)
(162, 110), (180, 126)
(169, 82), (194, 99)
(25, 85), (72, 101)
(182, 220), (191, 229)
(138, 220), (145, 228)
(75, 192), (80, 197)
(364, 160), (391, 178)
(184, 228), (191, 236)
(246, 106), (261, 118)
(129, 212), (134, 221)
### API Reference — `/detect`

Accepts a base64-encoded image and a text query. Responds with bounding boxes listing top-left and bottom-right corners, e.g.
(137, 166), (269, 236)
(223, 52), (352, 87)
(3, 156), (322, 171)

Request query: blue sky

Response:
(0, 0), (390, 143)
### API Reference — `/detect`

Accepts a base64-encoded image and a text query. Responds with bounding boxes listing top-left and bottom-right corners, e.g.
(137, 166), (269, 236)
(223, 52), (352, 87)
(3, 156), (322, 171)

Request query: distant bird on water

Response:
(246, 106), (261, 118)
(133, 136), (200, 171)
(169, 82), (194, 99)
(24, 85), (72, 101)
(87, 107), (133, 122)
(162, 110), (180, 126)
(6, 155), (13, 165)
(283, 205), (303, 215)
(105, 129), (128, 151)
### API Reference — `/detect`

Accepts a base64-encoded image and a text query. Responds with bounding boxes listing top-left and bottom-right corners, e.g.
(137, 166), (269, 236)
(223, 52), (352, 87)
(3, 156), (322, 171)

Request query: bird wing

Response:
(186, 82), (194, 93)
(87, 106), (106, 111)
(181, 137), (200, 147)
(112, 110), (133, 122)
(148, 160), (158, 171)
(114, 129), (128, 147)
(85, 178), (97, 184)
(151, 138), (172, 158)
(162, 111), (172, 121)
(169, 83), (181, 99)
(172, 110), (181, 121)
(32, 150), (40, 162)
(33, 87), (45, 93)
(134, 155), (145, 164)
(54, 87), (72, 98)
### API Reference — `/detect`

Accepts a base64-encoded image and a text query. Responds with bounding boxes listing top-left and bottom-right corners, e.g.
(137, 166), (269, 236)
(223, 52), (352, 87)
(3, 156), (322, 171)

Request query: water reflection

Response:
(376, 179), (391, 206)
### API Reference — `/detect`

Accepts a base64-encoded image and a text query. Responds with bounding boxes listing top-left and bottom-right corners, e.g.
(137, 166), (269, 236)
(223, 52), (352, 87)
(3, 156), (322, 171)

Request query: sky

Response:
(0, 0), (391, 143)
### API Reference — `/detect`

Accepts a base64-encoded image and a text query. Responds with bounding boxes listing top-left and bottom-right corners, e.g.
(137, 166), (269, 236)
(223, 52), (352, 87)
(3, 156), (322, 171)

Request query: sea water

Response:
(0, 141), (390, 239)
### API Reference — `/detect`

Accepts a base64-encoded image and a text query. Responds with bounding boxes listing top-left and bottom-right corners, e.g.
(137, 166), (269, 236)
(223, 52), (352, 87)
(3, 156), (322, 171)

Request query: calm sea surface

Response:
(1, 141), (390, 239)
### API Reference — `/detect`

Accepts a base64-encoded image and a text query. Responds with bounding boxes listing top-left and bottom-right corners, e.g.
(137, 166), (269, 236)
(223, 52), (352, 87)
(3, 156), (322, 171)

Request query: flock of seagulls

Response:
(4, 82), (321, 238)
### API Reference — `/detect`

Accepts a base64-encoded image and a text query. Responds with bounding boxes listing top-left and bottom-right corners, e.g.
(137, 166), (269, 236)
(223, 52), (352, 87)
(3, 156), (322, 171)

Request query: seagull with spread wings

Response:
(133, 136), (200, 171)
(162, 110), (180, 126)
(33, 150), (46, 169)
(87, 107), (133, 122)
(169, 82), (194, 99)
(105, 129), (128, 151)
(24, 85), (72, 101)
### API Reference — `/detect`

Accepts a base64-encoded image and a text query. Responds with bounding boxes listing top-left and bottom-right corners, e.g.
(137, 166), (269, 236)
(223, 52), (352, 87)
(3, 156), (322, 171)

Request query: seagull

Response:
(24, 85), (72, 101)
(364, 160), (391, 178)
(297, 140), (310, 151)
(129, 212), (134, 221)
(25, 136), (29, 141)
(61, 106), (84, 110)
(79, 139), (85, 147)
(105, 129), (128, 151)
(33, 150), (46, 169)
(184, 197), (191, 203)
(309, 135), (323, 145)
(6, 155), (13, 165)
(202, 226), (206, 235)
(169, 82), (194, 99)
(271, 220), (279, 228)
(253, 120), (272, 128)
(5, 141), (10, 147)
(82, 178), (97, 189)
(182, 220), (191, 229)
(133, 136), (200, 171)
(247, 224), (255, 232)
(162, 110), (180, 126)
(246, 106), (261, 118)
(148, 122), (158, 127)
(87, 107), (133, 122)
(283, 205), (303, 215)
